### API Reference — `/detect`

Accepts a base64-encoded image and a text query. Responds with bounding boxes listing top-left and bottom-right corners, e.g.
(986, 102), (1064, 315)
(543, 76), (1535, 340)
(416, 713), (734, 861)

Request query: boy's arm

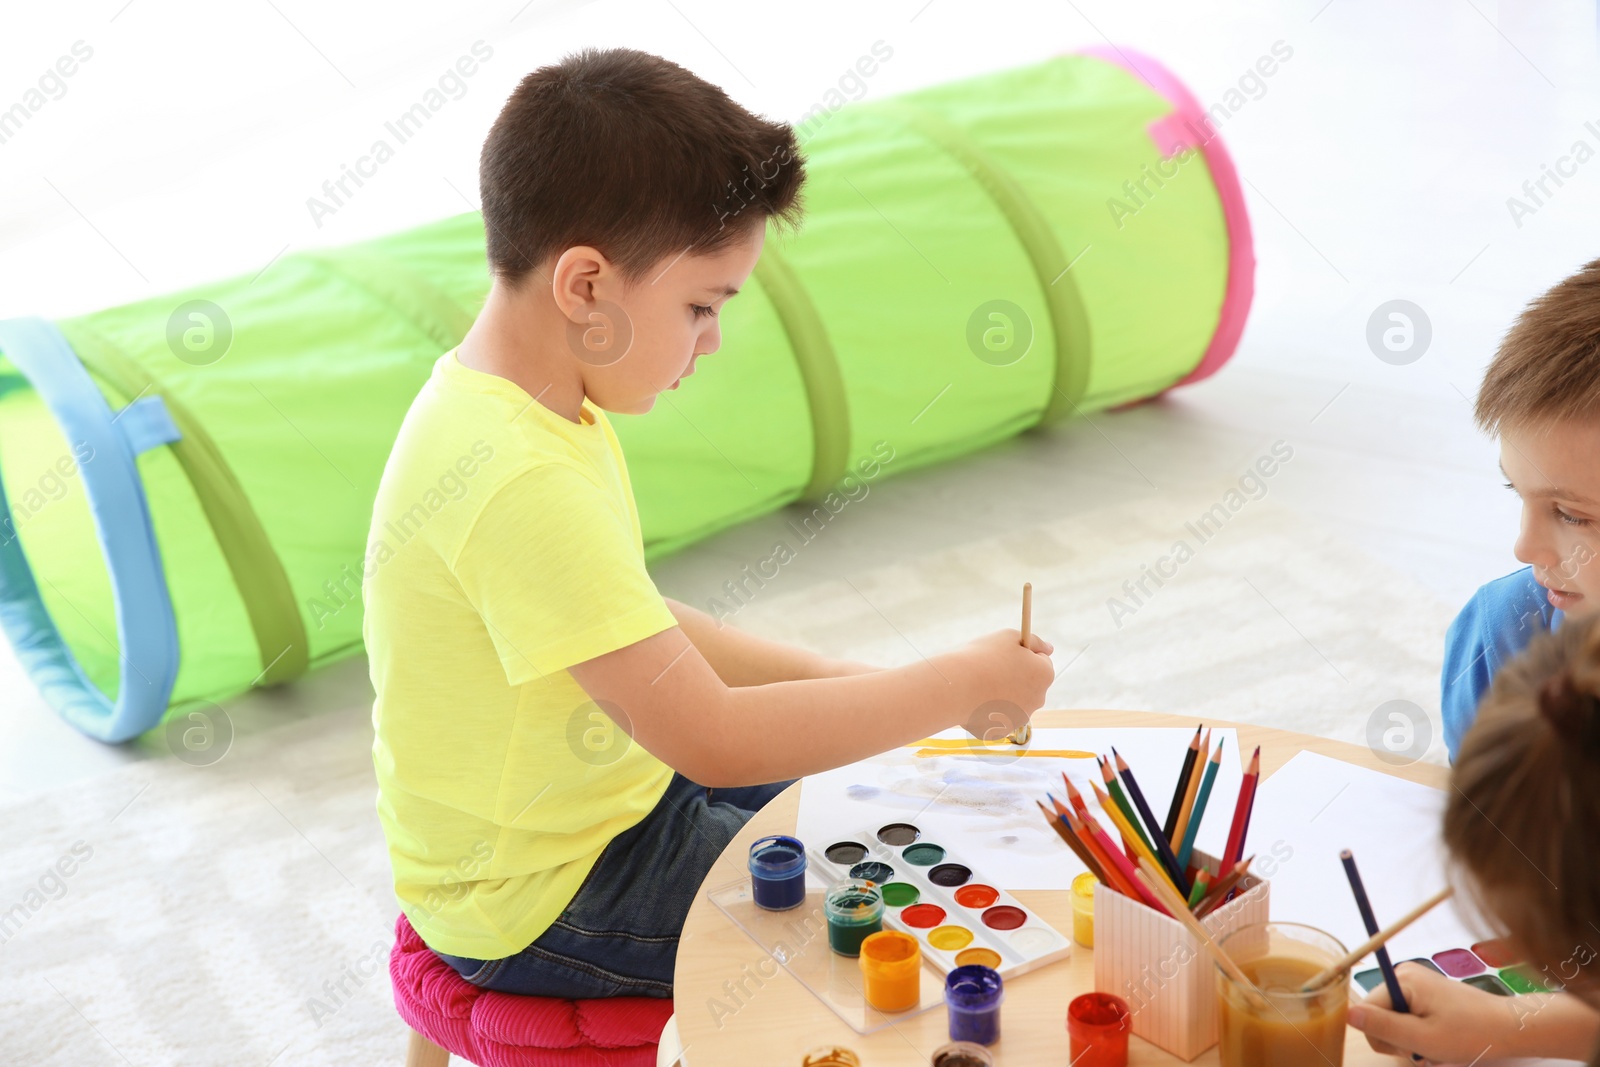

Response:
(568, 624), (1055, 787)
(664, 597), (878, 685)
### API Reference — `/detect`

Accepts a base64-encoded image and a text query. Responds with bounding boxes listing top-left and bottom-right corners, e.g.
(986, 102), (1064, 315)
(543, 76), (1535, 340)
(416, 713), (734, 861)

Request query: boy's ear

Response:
(549, 245), (611, 322)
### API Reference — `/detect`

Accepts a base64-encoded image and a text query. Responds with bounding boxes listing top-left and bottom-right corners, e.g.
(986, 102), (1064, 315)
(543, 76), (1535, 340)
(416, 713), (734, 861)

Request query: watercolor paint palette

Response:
(807, 824), (1072, 980)
(1354, 939), (1560, 999)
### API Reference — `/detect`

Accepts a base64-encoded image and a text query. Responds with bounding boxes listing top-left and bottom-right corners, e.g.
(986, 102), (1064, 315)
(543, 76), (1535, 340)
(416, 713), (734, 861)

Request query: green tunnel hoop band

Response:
(0, 48), (1253, 743)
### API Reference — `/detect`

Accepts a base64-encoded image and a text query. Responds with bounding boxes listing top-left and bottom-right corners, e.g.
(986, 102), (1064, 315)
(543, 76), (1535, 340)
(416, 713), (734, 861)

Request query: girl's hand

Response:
(1347, 962), (1581, 1063)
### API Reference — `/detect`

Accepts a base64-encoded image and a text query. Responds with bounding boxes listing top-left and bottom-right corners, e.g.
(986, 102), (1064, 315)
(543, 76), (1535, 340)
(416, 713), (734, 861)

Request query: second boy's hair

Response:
(479, 47), (806, 291)
(1476, 257), (1600, 433)
(1444, 613), (1600, 987)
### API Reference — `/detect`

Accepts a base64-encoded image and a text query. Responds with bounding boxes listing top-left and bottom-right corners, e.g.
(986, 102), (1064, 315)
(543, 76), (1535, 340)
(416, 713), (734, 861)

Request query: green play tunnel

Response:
(0, 47), (1253, 743)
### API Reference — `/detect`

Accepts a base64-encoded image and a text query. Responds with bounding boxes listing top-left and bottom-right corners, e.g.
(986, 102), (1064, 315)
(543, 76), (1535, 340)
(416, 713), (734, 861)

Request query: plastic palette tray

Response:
(709, 879), (948, 1034)
(807, 824), (1072, 981)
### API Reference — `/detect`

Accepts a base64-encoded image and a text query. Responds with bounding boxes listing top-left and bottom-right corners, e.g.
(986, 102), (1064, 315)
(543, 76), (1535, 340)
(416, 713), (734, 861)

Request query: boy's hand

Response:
(956, 628), (1054, 741)
(1347, 962), (1550, 1063)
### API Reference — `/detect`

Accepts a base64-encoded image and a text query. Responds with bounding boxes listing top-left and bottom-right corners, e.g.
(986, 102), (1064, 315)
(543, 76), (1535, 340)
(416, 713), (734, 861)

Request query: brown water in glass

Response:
(1217, 951), (1348, 1066)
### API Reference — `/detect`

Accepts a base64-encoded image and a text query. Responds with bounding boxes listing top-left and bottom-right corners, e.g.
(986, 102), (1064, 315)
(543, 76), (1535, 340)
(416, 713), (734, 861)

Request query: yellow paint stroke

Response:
(911, 748), (1096, 759)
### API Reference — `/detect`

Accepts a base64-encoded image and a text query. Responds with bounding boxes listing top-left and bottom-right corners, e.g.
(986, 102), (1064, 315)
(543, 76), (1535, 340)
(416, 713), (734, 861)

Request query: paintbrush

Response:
(1006, 581), (1034, 745)
(1112, 747), (1189, 895)
(1135, 856), (1270, 1010)
(1301, 886), (1455, 991)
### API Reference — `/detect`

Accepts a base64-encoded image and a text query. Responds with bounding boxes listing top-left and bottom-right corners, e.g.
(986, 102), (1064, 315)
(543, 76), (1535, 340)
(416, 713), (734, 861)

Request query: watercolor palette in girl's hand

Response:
(809, 822), (1072, 980)
(1354, 939), (1560, 999)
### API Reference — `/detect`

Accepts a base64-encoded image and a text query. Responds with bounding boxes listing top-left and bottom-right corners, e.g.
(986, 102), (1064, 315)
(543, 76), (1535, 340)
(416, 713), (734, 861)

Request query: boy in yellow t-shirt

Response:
(365, 46), (1056, 1000)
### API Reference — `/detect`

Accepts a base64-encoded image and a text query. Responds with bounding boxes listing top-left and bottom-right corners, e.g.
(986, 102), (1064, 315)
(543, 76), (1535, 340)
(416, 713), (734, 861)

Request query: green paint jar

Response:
(825, 878), (885, 957)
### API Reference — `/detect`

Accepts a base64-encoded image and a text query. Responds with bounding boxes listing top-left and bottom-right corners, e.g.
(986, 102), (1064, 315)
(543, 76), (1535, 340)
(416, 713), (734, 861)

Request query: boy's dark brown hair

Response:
(479, 47), (805, 291)
(1476, 257), (1600, 433)
(1444, 612), (1600, 990)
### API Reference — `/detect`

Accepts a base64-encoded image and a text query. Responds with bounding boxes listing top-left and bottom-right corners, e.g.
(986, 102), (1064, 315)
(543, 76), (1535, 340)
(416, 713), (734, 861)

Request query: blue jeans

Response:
(432, 771), (795, 999)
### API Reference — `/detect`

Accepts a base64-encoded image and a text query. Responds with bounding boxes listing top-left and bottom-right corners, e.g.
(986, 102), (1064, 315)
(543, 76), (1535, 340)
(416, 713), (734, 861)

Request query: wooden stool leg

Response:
(405, 1028), (451, 1067)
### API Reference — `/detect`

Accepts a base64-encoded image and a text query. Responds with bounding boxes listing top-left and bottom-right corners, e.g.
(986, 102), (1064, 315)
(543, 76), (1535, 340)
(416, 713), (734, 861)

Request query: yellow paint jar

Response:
(859, 930), (922, 1012)
(1071, 871), (1097, 948)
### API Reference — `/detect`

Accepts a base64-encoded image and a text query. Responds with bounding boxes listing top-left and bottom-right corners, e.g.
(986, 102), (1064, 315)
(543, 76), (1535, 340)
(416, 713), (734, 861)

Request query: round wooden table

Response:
(672, 709), (1448, 1065)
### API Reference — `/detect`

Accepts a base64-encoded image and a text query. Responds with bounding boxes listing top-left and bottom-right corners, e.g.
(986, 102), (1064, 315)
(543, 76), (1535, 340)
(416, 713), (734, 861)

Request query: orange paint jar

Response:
(858, 930), (922, 1012)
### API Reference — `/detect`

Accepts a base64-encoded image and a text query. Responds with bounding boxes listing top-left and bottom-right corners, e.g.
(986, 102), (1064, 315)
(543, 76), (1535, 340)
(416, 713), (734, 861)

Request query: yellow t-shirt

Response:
(364, 349), (678, 960)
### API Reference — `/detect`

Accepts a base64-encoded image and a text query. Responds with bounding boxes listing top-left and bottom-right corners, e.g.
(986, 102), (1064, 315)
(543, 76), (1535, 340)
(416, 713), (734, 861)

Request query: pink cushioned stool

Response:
(389, 913), (675, 1067)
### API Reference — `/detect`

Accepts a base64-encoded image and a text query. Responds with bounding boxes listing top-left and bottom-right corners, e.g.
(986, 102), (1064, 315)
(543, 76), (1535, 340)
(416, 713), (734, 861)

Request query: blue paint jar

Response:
(944, 964), (1003, 1046)
(748, 835), (807, 910)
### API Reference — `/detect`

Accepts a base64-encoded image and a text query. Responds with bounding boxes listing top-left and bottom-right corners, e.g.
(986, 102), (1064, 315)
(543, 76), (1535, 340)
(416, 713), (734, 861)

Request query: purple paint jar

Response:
(945, 964), (1003, 1046)
(749, 835), (807, 910)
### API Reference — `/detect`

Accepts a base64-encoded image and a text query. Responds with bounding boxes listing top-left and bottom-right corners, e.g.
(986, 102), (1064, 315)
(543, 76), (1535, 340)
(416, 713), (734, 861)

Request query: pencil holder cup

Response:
(1090, 849), (1270, 1062)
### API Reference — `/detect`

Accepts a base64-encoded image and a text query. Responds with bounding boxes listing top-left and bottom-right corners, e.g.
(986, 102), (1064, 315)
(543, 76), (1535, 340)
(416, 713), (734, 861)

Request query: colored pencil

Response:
(1099, 756), (1153, 857)
(1058, 807), (1120, 889)
(1135, 857), (1270, 1010)
(1062, 807), (1150, 908)
(1163, 724), (1203, 841)
(1112, 747), (1190, 895)
(1301, 887), (1455, 991)
(1192, 857), (1254, 919)
(1222, 746), (1261, 869)
(1341, 851), (1411, 1013)
(1187, 869), (1211, 909)
(1047, 796), (1152, 911)
(1171, 728), (1210, 852)
(1036, 799), (1104, 879)
(1067, 808), (1171, 917)
(1091, 782), (1182, 899)
(1175, 738), (1224, 871)
(1046, 792), (1141, 906)
(1061, 774), (1091, 821)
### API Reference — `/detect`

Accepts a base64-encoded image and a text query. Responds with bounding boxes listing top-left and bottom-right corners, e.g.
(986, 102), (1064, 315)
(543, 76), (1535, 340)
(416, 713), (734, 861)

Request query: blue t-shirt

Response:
(1441, 566), (1563, 761)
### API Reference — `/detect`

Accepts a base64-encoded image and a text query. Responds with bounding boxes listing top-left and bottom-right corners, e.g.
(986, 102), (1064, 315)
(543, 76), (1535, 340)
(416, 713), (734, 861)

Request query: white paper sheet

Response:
(1244, 751), (1485, 963)
(795, 727), (1244, 891)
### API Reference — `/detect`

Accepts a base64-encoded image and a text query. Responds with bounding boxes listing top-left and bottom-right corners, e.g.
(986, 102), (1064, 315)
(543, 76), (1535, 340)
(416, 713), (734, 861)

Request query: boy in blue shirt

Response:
(1441, 259), (1600, 760)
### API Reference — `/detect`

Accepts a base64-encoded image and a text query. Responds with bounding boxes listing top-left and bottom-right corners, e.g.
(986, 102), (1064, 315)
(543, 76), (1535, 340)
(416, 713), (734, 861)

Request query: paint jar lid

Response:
(944, 964), (1003, 1011)
(801, 1047), (861, 1067)
(748, 835), (807, 878)
(824, 878), (884, 923)
(858, 930), (921, 977)
(929, 1040), (995, 1066)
